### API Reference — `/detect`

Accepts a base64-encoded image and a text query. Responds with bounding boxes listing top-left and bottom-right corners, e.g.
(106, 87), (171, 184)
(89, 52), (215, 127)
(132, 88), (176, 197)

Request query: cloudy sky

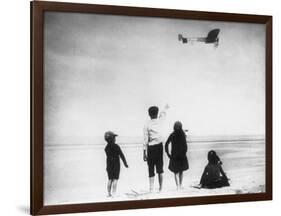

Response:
(44, 12), (265, 144)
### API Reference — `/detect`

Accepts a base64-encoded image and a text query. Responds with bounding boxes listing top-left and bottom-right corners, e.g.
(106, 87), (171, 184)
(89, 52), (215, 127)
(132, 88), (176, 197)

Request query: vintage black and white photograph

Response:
(43, 11), (266, 205)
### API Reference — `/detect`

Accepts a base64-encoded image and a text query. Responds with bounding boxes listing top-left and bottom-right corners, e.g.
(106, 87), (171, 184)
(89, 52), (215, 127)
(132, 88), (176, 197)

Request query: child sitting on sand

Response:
(199, 150), (229, 189)
(104, 131), (128, 197)
(165, 121), (189, 189)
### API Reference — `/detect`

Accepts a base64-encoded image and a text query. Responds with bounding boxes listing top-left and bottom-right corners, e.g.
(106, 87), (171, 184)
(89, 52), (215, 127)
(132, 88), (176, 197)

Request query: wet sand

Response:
(44, 138), (265, 205)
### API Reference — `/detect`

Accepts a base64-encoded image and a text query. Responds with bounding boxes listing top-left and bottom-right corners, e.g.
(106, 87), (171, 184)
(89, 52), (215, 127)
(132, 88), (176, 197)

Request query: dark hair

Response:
(208, 150), (220, 165)
(172, 121), (187, 149)
(148, 106), (159, 118)
(173, 121), (183, 131)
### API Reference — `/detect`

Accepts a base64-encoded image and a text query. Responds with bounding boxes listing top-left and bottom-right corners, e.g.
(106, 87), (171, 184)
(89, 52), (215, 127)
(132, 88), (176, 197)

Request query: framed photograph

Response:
(31, 1), (272, 215)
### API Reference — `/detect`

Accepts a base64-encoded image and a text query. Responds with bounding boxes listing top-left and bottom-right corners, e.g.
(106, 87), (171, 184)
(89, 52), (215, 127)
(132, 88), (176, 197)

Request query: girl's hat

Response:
(104, 131), (118, 140)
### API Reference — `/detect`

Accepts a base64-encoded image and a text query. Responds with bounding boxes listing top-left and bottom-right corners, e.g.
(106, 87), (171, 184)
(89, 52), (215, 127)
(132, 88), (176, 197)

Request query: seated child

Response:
(199, 150), (229, 189)
(104, 131), (128, 197)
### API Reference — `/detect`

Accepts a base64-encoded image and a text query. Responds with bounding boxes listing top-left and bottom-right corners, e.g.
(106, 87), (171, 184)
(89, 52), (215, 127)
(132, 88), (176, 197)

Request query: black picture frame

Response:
(31, 1), (272, 215)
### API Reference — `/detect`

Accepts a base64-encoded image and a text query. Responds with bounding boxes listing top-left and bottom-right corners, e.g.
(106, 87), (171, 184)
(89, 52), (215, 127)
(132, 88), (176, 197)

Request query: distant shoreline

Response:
(45, 136), (265, 148)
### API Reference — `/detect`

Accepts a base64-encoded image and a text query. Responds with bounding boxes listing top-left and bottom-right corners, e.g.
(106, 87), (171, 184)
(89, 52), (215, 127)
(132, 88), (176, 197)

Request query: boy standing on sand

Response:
(143, 104), (169, 192)
(104, 131), (129, 197)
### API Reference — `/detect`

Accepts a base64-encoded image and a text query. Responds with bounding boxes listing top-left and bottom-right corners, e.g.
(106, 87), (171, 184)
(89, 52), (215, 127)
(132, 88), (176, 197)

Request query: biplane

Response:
(178, 29), (220, 47)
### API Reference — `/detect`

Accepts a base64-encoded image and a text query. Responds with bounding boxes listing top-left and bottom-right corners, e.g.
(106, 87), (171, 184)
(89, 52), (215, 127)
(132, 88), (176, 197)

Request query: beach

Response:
(44, 136), (265, 205)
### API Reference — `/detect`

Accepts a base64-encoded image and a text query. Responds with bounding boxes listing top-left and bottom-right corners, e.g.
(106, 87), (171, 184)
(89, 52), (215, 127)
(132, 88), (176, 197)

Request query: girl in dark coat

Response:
(199, 150), (229, 189)
(104, 131), (128, 197)
(165, 121), (189, 189)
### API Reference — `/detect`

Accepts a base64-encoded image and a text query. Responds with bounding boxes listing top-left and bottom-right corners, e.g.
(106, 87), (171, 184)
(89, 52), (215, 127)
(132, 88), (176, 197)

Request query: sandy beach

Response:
(44, 136), (265, 205)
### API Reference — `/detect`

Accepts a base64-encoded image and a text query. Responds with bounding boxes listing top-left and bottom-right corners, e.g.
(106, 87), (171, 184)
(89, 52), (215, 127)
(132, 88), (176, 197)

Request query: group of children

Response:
(104, 105), (229, 197)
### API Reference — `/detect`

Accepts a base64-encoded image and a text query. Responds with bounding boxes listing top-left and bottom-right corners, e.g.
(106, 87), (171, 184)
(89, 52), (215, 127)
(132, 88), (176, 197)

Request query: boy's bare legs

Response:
(149, 177), (154, 192)
(174, 173), (179, 189)
(150, 174), (163, 192)
(158, 173), (163, 192)
(179, 172), (183, 189)
(112, 179), (118, 196)
(107, 180), (113, 197)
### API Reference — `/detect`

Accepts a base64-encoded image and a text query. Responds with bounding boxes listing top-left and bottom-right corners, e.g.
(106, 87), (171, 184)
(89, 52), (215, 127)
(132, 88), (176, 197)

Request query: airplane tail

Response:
(178, 34), (183, 41)
(178, 34), (188, 43)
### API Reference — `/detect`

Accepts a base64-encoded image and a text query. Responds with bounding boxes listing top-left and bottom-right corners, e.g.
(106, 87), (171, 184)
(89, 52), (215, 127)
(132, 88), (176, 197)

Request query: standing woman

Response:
(165, 121), (189, 189)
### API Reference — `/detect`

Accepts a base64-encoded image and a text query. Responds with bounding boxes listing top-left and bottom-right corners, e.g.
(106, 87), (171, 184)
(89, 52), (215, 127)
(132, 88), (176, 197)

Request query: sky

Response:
(43, 12), (265, 144)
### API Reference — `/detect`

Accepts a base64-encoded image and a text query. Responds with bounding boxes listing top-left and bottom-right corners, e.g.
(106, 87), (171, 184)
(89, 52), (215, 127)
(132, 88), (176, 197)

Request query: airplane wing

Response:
(205, 29), (220, 43)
